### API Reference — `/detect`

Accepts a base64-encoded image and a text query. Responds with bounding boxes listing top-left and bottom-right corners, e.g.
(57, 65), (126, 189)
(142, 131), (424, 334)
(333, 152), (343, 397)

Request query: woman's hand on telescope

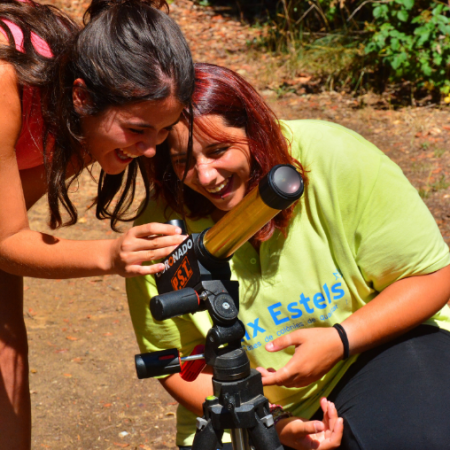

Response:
(109, 223), (186, 277)
(276, 398), (343, 450)
(256, 327), (343, 388)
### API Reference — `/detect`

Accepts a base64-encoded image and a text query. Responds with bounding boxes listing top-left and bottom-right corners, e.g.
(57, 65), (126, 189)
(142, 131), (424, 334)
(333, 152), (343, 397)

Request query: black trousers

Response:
(182, 325), (450, 450)
(311, 324), (450, 450)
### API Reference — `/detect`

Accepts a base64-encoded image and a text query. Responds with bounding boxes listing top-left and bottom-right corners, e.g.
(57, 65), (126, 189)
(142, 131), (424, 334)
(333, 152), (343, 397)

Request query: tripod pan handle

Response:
(135, 348), (181, 379)
(150, 288), (200, 321)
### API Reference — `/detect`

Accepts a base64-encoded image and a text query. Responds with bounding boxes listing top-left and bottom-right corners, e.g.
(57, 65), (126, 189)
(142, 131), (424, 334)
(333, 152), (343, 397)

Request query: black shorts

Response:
(311, 324), (450, 450)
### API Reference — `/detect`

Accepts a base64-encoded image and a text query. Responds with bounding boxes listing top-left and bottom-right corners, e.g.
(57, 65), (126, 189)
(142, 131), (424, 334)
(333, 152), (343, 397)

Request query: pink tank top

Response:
(0, 10), (53, 170)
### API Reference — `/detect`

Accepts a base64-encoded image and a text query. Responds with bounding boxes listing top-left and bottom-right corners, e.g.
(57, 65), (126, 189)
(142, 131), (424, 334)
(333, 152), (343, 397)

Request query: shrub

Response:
(365, 1), (450, 96)
(233, 0), (450, 101)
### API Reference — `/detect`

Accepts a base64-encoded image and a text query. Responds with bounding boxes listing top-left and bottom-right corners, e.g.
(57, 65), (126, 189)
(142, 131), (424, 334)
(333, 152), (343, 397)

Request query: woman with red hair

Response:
(127, 63), (450, 450)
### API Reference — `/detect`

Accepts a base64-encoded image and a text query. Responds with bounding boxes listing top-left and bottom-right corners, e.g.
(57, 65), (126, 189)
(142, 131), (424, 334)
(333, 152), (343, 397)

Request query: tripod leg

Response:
(231, 429), (251, 450)
(247, 413), (284, 450)
(192, 417), (223, 450)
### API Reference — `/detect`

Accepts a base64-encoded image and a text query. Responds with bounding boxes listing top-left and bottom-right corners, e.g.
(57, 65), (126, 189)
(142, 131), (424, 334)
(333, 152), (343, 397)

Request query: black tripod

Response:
(136, 234), (283, 450)
(134, 165), (304, 450)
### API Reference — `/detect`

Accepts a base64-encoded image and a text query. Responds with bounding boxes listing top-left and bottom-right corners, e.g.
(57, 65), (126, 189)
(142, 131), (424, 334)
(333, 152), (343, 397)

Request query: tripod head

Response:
(135, 164), (303, 381)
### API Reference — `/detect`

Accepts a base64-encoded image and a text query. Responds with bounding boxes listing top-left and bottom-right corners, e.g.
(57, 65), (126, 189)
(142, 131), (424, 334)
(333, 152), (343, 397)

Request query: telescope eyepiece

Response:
(259, 164), (304, 210)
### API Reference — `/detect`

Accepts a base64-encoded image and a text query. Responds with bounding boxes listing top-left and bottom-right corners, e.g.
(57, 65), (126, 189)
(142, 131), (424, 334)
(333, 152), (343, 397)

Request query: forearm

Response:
(0, 229), (114, 278)
(343, 264), (450, 356)
(159, 371), (213, 417)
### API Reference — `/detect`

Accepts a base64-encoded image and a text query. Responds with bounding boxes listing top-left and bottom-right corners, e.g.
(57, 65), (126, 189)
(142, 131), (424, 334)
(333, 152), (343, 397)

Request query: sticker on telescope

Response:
(170, 256), (193, 291)
(180, 345), (206, 382)
(155, 236), (201, 294)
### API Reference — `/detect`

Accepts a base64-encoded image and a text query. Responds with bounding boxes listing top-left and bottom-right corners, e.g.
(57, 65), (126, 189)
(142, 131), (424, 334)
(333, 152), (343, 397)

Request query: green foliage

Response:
(365, 1), (450, 94)
(242, 0), (450, 100)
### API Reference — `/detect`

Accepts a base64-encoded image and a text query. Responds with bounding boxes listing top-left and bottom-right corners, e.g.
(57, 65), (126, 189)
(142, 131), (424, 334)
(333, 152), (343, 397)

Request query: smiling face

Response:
(168, 115), (251, 213)
(78, 94), (184, 175)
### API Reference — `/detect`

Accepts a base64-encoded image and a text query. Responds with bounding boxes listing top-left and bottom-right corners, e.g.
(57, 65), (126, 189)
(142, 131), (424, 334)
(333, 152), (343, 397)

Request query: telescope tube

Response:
(202, 165), (303, 259)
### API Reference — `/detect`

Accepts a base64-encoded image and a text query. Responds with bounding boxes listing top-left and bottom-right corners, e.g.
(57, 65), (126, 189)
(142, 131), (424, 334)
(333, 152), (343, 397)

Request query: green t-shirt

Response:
(126, 120), (450, 446)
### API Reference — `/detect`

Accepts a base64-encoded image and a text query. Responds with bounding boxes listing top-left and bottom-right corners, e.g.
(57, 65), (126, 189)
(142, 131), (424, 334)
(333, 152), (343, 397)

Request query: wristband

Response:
(269, 403), (283, 412)
(333, 323), (350, 360)
(269, 404), (293, 425)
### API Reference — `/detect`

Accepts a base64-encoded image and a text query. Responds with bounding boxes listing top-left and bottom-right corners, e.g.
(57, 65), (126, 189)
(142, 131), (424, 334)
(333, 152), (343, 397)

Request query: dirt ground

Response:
(26, 1), (450, 449)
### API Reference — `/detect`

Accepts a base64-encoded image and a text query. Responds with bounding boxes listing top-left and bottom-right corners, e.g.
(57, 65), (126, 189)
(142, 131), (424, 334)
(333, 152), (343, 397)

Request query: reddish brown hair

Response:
(149, 63), (306, 244)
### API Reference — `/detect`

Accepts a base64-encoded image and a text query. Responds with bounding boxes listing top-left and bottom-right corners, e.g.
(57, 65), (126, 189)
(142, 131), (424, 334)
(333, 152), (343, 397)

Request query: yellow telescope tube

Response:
(202, 165), (304, 260)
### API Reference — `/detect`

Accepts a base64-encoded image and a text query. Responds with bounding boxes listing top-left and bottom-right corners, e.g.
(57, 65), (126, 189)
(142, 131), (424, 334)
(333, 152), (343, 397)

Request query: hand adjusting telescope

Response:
(135, 165), (304, 450)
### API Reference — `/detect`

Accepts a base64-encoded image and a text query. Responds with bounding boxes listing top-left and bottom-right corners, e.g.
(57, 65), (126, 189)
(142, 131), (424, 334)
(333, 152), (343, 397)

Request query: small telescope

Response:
(135, 165), (304, 450)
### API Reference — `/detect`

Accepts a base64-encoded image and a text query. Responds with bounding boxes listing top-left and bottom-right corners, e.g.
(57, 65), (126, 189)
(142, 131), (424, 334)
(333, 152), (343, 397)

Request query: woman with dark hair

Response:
(127, 63), (450, 450)
(0, 0), (194, 447)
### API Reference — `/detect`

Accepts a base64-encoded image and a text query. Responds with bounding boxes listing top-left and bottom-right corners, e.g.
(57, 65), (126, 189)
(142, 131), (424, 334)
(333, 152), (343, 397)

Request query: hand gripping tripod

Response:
(134, 165), (304, 450)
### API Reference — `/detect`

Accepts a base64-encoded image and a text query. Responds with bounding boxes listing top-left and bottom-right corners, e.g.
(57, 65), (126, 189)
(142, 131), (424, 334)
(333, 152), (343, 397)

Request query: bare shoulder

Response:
(0, 60), (21, 157)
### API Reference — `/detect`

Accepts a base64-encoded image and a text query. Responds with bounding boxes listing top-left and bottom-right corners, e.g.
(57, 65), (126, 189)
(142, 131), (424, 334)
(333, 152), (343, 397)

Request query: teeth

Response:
(116, 150), (129, 161)
(117, 148), (139, 159)
(206, 178), (229, 193)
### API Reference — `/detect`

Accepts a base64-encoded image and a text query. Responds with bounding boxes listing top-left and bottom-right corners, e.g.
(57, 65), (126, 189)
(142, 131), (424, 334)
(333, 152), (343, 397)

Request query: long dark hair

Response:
(150, 63), (306, 245)
(0, 1), (78, 86)
(0, 0), (194, 230)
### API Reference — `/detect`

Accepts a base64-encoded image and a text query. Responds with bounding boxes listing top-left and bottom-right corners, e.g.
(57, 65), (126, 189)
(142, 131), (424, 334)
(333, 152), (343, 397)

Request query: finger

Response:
(255, 367), (276, 375)
(131, 245), (182, 265)
(122, 262), (166, 277)
(297, 420), (325, 435)
(136, 235), (186, 252)
(258, 368), (291, 386)
(256, 367), (280, 386)
(320, 398), (329, 429)
(329, 417), (344, 446)
(121, 236), (186, 259)
(118, 234), (186, 259)
(265, 333), (296, 352)
(131, 222), (184, 238)
(258, 370), (279, 386)
(260, 364), (298, 387)
(125, 236), (186, 261)
(327, 401), (338, 432)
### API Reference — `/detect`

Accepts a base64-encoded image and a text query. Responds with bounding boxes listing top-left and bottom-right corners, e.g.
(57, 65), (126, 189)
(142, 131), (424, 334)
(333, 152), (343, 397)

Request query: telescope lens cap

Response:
(259, 164), (304, 210)
(272, 165), (303, 195)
